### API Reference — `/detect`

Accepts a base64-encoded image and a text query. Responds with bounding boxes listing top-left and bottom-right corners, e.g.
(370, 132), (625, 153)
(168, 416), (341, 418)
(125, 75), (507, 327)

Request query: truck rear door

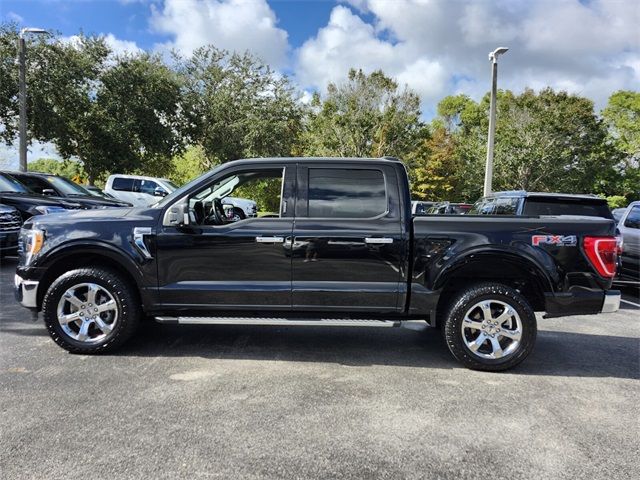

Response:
(292, 162), (405, 313)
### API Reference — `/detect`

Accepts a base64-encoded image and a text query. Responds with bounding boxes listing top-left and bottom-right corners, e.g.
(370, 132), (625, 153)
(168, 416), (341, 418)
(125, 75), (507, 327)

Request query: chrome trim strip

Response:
(255, 236), (284, 243)
(133, 227), (153, 259)
(365, 237), (394, 244)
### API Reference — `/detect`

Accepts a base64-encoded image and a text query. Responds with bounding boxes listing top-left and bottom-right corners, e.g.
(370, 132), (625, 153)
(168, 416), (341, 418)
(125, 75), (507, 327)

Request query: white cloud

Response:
(150, 0), (289, 67)
(63, 33), (142, 56)
(296, 6), (448, 106)
(103, 33), (143, 56)
(6, 11), (24, 23)
(296, 0), (640, 116)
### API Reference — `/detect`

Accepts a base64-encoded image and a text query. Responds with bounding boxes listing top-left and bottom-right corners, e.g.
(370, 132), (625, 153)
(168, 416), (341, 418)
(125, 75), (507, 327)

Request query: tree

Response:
(410, 128), (463, 201)
(602, 91), (640, 201)
(176, 46), (303, 165)
(28, 158), (86, 182)
(302, 69), (423, 159)
(0, 25), (184, 184)
(168, 145), (210, 185)
(426, 88), (621, 201)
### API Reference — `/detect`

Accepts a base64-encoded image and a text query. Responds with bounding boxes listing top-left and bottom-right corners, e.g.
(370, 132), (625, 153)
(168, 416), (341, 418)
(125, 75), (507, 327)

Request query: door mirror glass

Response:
(154, 187), (167, 197)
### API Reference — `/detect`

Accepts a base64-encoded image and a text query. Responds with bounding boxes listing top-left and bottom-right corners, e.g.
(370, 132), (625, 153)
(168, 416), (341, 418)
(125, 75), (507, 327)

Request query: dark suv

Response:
(8, 171), (132, 209)
(470, 191), (613, 219)
(0, 204), (21, 257)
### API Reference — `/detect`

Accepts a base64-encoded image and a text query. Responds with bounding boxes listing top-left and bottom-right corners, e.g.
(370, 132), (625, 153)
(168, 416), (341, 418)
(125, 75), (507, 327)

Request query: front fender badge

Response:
(532, 235), (577, 247)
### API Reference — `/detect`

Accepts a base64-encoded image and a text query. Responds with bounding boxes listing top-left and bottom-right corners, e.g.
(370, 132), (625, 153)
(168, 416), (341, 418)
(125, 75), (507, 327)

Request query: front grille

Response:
(0, 211), (22, 232)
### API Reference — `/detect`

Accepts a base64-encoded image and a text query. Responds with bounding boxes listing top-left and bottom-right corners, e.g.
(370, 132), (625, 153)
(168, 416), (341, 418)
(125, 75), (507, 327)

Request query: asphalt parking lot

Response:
(0, 256), (638, 480)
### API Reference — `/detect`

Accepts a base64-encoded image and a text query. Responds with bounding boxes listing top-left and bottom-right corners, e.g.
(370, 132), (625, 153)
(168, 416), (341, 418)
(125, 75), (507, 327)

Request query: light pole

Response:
(18, 27), (48, 172)
(483, 46), (509, 196)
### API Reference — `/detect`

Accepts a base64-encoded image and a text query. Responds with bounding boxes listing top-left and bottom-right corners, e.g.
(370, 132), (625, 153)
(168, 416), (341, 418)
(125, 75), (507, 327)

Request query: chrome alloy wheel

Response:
(56, 283), (119, 344)
(461, 300), (523, 360)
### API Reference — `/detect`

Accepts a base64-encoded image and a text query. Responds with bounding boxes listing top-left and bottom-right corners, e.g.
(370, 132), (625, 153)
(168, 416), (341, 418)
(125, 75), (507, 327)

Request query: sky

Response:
(1, 0), (639, 163)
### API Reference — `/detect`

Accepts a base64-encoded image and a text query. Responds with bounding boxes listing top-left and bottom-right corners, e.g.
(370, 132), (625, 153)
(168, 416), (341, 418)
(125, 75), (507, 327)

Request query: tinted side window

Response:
(112, 177), (134, 191)
(138, 180), (159, 195)
(493, 197), (519, 215)
(308, 168), (386, 218)
(469, 198), (496, 215)
(16, 176), (52, 194)
(624, 206), (640, 229)
(523, 199), (612, 218)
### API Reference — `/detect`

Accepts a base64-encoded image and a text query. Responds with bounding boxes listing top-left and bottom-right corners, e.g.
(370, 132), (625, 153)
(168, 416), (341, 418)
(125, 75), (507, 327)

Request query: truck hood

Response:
(25, 206), (159, 229)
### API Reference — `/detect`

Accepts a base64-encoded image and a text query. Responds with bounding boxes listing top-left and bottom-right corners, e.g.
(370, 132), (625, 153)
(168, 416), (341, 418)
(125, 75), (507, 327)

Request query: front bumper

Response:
(544, 289), (621, 318)
(14, 273), (39, 309)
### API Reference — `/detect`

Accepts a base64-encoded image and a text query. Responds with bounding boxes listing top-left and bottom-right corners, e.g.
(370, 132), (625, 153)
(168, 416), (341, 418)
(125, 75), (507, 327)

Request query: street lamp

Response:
(483, 46), (509, 196)
(18, 27), (49, 172)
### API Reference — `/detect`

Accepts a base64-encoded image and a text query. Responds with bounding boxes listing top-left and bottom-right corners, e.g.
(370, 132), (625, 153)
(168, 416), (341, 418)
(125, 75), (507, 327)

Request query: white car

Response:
(105, 174), (258, 218)
(105, 174), (178, 207)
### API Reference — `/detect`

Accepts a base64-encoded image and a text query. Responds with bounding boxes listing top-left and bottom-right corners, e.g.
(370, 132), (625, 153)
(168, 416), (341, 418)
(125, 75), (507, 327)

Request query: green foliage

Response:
(176, 46), (304, 164)
(605, 195), (628, 209)
(234, 177), (281, 213)
(302, 69), (423, 159)
(28, 158), (85, 181)
(602, 91), (640, 201)
(168, 145), (211, 185)
(410, 127), (463, 201)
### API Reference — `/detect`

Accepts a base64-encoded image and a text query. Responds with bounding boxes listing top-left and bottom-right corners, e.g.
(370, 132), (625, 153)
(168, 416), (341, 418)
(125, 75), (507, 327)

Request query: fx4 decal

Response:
(532, 235), (577, 247)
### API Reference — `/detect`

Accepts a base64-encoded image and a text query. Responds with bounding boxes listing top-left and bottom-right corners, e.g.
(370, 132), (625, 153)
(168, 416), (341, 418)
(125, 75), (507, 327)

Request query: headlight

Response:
(34, 206), (67, 215)
(24, 228), (45, 264)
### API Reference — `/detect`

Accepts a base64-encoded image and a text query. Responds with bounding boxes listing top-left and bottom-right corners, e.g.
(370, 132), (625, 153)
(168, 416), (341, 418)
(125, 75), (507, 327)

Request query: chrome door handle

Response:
(365, 237), (394, 244)
(256, 236), (284, 244)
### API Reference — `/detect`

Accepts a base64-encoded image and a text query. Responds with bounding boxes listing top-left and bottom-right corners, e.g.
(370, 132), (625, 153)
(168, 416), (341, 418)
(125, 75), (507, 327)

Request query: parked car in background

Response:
(617, 201), (639, 282)
(411, 200), (436, 216)
(104, 173), (257, 218)
(427, 202), (472, 215)
(105, 174), (178, 207)
(9, 172), (132, 209)
(0, 204), (21, 257)
(0, 172), (81, 221)
(470, 191), (614, 219)
(612, 207), (627, 223)
(84, 185), (117, 199)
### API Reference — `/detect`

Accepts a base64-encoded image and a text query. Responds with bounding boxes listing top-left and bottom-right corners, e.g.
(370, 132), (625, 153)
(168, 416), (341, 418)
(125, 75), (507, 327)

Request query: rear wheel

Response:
(442, 283), (536, 371)
(42, 268), (140, 354)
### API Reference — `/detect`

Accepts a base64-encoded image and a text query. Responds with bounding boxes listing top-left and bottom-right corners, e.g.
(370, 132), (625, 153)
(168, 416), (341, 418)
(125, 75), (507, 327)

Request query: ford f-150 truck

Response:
(14, 157), (621, 371)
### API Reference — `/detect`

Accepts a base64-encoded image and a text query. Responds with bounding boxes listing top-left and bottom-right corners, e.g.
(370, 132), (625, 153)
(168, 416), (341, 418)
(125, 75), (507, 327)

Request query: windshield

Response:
(46, 176), (91, 196)
(161, 179), (179, 191)
(154, 167), (222, 208)
(0, 174), (30, 193)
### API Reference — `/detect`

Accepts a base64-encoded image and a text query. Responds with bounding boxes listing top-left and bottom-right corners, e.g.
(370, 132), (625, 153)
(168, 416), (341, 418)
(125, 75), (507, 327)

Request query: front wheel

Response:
(42, 268), (141, 354)
(442, 283), (537, 371)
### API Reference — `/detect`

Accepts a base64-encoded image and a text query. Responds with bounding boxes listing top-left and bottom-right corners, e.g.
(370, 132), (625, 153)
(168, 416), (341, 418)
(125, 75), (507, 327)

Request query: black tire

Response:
(442, 283), (537, 371)
(42, 267), (141, 354)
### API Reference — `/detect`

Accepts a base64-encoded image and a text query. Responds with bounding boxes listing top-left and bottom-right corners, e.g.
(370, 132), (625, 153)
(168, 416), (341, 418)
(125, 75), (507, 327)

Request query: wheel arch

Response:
(433, 250), (553, 325)
(36, 243), (145, 311)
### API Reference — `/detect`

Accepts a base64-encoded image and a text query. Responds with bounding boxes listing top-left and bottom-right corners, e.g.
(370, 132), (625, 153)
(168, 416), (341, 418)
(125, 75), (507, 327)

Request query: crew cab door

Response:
(154, 163), (296, 310)
(292, 163), (405, 313)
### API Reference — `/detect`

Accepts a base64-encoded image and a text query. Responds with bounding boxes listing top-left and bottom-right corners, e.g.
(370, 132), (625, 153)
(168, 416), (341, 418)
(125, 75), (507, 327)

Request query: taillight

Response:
(583, 236), (618, 278)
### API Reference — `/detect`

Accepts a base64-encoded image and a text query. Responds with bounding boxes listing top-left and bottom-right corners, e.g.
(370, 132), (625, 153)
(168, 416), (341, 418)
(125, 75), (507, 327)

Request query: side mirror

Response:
(42, 188), (56, 196)
(165, 201), (190, 226)
(154, 187), (167, 197)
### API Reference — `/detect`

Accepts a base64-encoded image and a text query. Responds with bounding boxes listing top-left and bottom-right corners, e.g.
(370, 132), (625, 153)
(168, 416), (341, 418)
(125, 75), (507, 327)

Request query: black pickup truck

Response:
(14, 157), (621, 371)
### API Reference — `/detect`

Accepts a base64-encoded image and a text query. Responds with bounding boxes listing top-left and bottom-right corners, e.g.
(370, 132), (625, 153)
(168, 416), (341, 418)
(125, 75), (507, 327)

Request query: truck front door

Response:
(155, 163), (296, 310)
(292, 163), (405, 313)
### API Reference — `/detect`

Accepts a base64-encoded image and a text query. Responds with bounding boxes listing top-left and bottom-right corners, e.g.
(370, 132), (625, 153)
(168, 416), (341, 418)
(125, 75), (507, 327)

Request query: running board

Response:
(155, 316), (405, 327)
